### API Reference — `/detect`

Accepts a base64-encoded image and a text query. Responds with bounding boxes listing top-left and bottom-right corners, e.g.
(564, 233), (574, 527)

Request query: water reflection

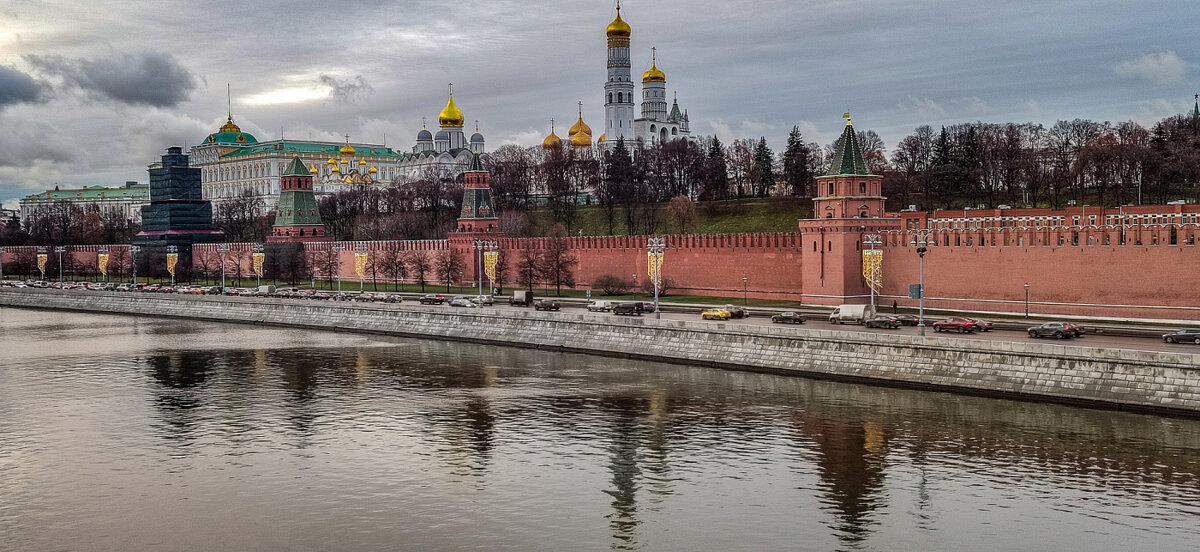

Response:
(6, 308), (1200, 552)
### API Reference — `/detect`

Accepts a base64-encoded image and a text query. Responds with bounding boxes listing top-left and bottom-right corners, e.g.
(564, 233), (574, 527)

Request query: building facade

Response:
(19, 181), (149, 224)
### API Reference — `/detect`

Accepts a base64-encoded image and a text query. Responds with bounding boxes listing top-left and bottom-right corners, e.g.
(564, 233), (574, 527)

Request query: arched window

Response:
(672, 127), (678, 135)
(608, 92), (613, 103)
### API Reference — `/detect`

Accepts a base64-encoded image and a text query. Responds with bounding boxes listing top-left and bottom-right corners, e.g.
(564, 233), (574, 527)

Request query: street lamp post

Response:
(166, 245), (178, 286)
(54, 246), (65, 286)
(863, 233), (882, 313)
(910, 232), (933, 336)
(255, 243), (265, 288)
(742, 276), (748, 306)
(0, 247), (5, 283)
(1024, 282), (1030, 318)
(218, 243), (229, 292)
(98, 247), (108, 283)
(131, 245), (140, 286)
(472, 239), (497, 299)
(647, 237), (665, 319)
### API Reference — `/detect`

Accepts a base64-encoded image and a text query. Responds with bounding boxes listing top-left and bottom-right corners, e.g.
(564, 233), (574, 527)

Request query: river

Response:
(1, 307), (1198, 551)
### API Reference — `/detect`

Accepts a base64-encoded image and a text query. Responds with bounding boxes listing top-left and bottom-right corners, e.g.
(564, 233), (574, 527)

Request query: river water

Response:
(1, 307), (1198, 551)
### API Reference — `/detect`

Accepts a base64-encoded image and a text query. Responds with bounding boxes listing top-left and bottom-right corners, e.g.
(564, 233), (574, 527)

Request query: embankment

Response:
(3, 288), (1198, 416)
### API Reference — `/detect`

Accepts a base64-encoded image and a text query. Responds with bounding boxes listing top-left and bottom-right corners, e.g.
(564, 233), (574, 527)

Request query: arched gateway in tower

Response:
(798, 115), (900, 305)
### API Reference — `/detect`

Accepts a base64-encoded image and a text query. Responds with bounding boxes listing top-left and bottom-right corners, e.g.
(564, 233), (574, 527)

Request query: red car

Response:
(932, 317), (978, 333)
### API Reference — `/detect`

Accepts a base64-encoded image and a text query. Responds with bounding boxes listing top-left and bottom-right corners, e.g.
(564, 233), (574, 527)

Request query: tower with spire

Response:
(268, 156), (329, 242)
(797, 114), (900, 306)
(604, 1), (635, 145)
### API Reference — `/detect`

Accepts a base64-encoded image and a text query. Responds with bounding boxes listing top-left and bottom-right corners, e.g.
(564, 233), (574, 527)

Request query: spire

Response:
(227, 83), (231, 120)
(1194, 93), (1199, 118)
(826, 113), (871, 176)
(282, 156), (309, 177)
(468, 151), (484, 172)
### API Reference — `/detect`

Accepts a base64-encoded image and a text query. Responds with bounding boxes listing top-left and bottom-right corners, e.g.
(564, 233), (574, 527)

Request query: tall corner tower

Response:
(269, 157), (329, 242)
(603, 1), (635, 145)
(798, 114), (899, 306)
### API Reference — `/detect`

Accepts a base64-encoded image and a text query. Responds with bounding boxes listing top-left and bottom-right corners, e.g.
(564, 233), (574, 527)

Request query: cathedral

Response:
(600, 1), (691, 146)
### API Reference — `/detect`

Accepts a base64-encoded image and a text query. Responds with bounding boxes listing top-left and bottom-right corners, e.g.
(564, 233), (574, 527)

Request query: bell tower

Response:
(798, 114), (899, 305)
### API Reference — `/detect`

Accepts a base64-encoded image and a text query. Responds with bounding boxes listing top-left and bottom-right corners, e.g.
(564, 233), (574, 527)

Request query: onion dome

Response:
(470, 132), (484, 143)
(568, 113), (591, 138)
(331, 165), (341, 173)
(598, 133), (606, 143)
(340, 140), (356, 156)
(439, 87), (465, 127)
(309, 167), (318, 175)
(368, 166), (378, 174)
(543, 121), (562, 150)
(417, 128), (433, 141)
(219, 115), (241, 133)
(435, 130), (450, 141)
(606, 2), (631, 38)
(326, 158), (336, 165)
(339, 158), (348, 164)
(642, 61), (665, 83)
(359, 159), (366, 166)
(570, 131), (592, 148)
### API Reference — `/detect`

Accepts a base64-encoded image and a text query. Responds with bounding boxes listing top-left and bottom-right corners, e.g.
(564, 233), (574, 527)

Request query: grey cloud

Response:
(0, 115), (75, 168)
(0, 66), (47, 108)
(26, 52), (196, 107)
(319, 74), (373, 104)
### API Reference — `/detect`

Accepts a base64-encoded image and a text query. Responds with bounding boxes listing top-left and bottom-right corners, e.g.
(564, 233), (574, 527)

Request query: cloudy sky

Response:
(0, 0), (1195, 208)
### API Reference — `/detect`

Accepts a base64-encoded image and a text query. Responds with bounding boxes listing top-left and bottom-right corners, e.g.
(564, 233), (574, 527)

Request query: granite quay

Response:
(3, 287), (1198, 417)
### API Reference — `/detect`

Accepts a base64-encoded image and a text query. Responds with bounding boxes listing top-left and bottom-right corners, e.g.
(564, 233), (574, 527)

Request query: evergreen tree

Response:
(752, 137), (775, 197)
(599, 138), (634, 235)
(780, 126), (814, 196)
(699, 136), (729, 200)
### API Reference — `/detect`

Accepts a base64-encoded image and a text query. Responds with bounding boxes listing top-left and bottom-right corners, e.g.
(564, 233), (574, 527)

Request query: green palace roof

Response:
(825, 121), (872, 177)
(220, 141), (401, 160)
(24, 186), (148, 201)
(205, 131), (258, 145)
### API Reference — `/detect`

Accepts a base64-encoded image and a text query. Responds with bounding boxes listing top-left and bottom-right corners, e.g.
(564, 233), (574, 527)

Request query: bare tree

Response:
(540, 223), (578, 295)
(405, 249), (432, 292)
(434, 248), (466, 292)
(667, 195), (698, 234)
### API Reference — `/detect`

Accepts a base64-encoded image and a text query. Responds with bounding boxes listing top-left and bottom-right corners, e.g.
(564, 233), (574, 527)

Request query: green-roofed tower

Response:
(826, 117), (872, 176)
(268, 156), (329, 242)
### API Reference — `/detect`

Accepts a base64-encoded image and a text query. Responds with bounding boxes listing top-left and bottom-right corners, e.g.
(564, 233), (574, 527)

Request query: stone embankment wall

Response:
(2, 288), (1199, 416)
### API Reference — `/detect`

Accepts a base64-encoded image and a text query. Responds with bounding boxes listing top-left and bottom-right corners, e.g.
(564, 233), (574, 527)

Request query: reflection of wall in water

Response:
(796, 413), (889, 547)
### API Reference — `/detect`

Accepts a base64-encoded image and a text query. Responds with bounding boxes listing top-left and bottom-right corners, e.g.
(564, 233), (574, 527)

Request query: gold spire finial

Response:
(843, 111), (852, 125)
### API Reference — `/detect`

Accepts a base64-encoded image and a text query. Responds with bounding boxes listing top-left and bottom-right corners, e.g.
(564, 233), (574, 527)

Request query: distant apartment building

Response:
(19, 181), (149, 224)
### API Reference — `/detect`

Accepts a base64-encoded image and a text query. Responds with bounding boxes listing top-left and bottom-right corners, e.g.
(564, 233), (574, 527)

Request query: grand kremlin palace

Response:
(191, 88), (486, 209)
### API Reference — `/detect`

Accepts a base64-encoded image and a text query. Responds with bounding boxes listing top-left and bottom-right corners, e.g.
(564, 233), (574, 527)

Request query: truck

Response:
(828, 304), (875, 325)
(510, 290), (533, 307)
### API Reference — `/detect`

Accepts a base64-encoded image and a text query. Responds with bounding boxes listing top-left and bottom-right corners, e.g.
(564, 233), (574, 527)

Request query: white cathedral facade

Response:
(601, 2), (691, 146)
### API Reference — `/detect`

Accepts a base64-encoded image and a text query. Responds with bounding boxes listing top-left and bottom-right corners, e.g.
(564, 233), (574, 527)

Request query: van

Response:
(828, 304), (875, 325)
(612, 302), (644, 316)
(587, 300), (618, 312)
(510, 290), (533, 306)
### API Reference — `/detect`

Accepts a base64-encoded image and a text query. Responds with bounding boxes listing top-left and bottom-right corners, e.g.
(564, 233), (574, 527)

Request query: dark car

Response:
(932, 317), (978, 333)
(722, 304), (747, 319)
(1062, 322), (1084, 338)
(966, 318), (993, 332)
(770, 311), (806, 324)
(892, 314), (925, 326)
(419, 294), (445, 305)
(1163, 329), (1200, 344)
(612, 302), (644, 316)
(1027, 322), (1075, 339)
(632, 301), (656, 313)
(865, 315), (901, 329)
(533, 299), (560, 311)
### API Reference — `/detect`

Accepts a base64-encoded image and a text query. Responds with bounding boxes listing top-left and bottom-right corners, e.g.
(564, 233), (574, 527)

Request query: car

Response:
(382, 293), (403, 303)
(533, 299), (560, 311)
(612, 302), (644, 316)
(722, 304), (748, 319)
(771, 311), (806, 324)
(865, 315), (902, 329)
(1062, 322), (1085, 338)
(1027, 322), (1075, 339)
(1163, 329), (1200, 344)
(311, 291), (332, 300)
(470, 295), (495, 306)
(115, 283), (133, 292)
(701, 308), (731, 320)
(419, 294), (445, 305)
(353, 292), (377, 302)
(893, 314), (925, 326)
(966, 318), (994, 332)
(933, 317), (978, 333)
(159, 286), (176, 293)
(449, 297), (477, 307)
(143, 284), (161, 292)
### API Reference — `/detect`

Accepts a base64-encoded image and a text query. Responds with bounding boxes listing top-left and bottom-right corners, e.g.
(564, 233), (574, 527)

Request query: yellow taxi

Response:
(701, 308), (731, 320)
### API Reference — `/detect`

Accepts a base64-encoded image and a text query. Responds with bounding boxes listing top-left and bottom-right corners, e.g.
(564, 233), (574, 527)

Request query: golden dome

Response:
(439, 87), (465, 127)
(643, 48), (665, 82)
(568, 113), (591, 137)
(543, 121), (562, 150)
(219, 115), (241, 133)
(570, 129), (592, 148)
(340, 158), (348, 164)
(368, 167), (378, 174)
(598, 133), (606, 142)
(358, 159), (366, 165)
(327, 158), (336, 165)
(606, 2), (631, 38)
(309, 167), (318, 174)
(331, 165), (340, 173)
(340, 140), (356, 156)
